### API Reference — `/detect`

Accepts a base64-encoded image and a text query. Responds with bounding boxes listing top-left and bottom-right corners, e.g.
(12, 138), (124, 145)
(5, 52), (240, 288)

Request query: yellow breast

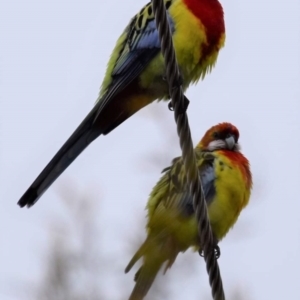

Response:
(208, 154), (251, 240)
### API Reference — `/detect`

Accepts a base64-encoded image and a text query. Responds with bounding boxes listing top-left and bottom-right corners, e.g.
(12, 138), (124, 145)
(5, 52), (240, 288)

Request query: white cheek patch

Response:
(207, 140), (226, 151)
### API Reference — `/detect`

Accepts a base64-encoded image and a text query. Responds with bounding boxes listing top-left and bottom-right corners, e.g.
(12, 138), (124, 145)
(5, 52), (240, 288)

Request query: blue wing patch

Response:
(94, 4), (175, 124)
(112, 14), (175, 76)
(178, 160), (216, 216)
(200, 163), (216, 204)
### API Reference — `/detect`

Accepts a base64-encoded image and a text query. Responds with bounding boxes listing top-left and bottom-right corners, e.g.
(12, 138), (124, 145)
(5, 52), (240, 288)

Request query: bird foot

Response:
(168, 95), (190, 113)
(199, 245), (221, 259)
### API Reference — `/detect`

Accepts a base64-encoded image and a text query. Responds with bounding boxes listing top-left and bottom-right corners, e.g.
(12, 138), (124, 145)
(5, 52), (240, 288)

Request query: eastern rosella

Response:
(125, 123), (252, 300)
(18, 0), (225, 207)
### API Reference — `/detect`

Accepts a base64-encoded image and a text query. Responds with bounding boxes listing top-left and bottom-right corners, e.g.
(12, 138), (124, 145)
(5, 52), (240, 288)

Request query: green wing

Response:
(147, 152), (217, 218)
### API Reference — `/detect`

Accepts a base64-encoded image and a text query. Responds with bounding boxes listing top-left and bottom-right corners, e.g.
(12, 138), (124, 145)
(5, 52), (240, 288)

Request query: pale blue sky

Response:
(1, 0), (300, 299)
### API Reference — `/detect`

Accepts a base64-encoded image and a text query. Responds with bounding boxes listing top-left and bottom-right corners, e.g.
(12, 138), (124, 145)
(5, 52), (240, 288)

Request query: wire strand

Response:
(151, 1), (225, 299)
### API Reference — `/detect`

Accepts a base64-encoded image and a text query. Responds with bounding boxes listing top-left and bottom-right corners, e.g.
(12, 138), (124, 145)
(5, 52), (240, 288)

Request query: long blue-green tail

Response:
(17, 88), (136, 208)
(17, 104), (102, 208)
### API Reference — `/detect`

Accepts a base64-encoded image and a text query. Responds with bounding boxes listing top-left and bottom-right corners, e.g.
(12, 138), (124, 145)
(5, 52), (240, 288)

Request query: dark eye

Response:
(213, 132), (219, 139)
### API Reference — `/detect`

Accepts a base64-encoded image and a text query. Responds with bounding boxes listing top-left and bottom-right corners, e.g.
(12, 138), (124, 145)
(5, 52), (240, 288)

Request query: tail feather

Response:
(128, 263), (161, 300)
(125, 240), (150, 274)
(17, 76), (155, 208)
(126, 235), (175, 300)
(17, 106), (101, 208)
(125, 239), (161, 300)
(163, 252), (178, 274)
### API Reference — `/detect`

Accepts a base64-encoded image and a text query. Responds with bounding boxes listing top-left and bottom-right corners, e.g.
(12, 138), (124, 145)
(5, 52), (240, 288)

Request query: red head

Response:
(197, 123), (240, 151)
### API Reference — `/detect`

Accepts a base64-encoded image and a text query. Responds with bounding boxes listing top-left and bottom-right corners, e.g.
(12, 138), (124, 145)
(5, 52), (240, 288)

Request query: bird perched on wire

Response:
(18, 0), (225, 208)
(125, 122), (252, 300)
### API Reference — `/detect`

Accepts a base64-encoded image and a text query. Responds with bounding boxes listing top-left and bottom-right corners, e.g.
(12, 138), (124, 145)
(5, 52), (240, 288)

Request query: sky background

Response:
(1, 0), (300, 299)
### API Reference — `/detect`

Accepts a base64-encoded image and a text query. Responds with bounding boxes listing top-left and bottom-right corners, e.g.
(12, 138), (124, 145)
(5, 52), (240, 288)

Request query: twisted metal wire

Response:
(151, 0), (225, 299)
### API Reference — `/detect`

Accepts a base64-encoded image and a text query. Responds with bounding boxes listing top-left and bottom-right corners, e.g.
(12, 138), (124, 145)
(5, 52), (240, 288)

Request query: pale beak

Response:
(225, 135), (235, 150)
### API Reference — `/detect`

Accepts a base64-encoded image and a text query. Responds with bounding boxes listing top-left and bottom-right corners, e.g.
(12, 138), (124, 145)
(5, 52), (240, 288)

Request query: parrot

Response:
(125, 122), (252, 300)
(18, 0), (225, 207)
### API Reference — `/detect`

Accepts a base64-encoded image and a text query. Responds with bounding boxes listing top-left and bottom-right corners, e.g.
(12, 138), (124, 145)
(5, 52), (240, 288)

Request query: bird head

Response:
(197, 122), (240, 152)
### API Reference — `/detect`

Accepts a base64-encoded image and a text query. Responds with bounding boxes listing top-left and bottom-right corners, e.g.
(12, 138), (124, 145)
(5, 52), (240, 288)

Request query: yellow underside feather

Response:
(147, 151), (250, 248)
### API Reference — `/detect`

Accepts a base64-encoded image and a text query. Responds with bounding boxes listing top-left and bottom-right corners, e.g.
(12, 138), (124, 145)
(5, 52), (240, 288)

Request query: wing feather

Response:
(148, 152), (217, 218)
(95, 2), (175, 121)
